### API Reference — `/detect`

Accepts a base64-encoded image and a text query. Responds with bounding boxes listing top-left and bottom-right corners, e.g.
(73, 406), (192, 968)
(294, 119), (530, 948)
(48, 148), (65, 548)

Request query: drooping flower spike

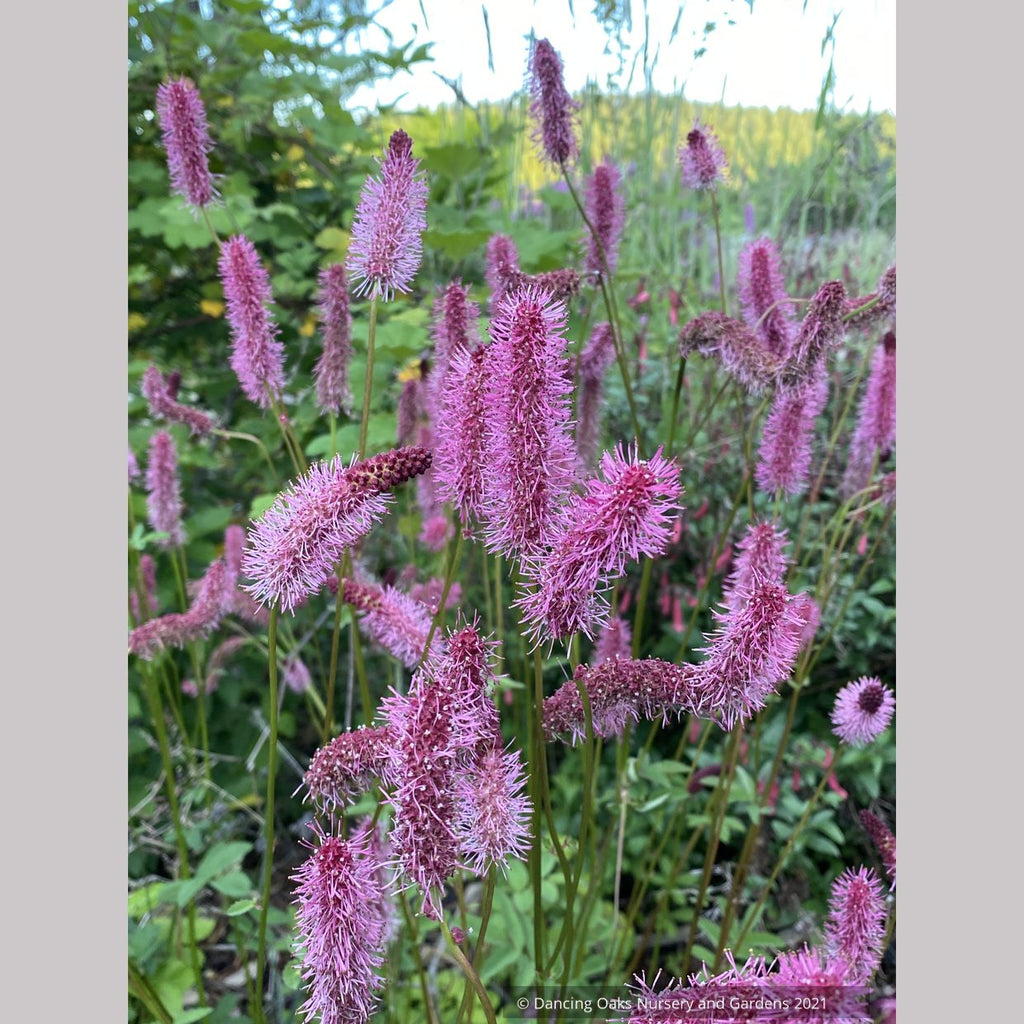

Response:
(314, 264), (353, 416)
(737, 237), (797, 359)
(155, 76), (216, 210)
(303, 725), (395, 811)
(142, 365), (215, 436)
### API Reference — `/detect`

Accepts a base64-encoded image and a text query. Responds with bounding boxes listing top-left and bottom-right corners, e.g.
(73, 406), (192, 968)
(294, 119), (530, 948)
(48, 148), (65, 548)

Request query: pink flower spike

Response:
(859, 809), (896, 889)
(781, 279), (848, 387)
(242, 446), (432, 614)
(584, 160), (625, 276)
(292, 820), (389, 1024)
(346, 129), (429, 302)
(575, 322), (617, 472)
(755, 371), (829, 497)
(528, 39), (579, 167)
(314, 264), (353, 416)
(831, 676), (895, 747)
(737, 237), (796, 359)
(342, 577), (443, 669)
(824, 866), (887, 982)
(218, 235), (285, 409)
(142, 365), (214, 436)
(679, 119), (728, 190)
(426, 280), (481, 422)
(284, 655), (312, 694)
(721, 520), (790, 613)
(155, 77), (216, 210)
(146, 430), (186, 548)
(843, 331), (897, 495)
(593, 615), (632, 664)
(304, 725), (394, 811)
(485, 234), (520, 306)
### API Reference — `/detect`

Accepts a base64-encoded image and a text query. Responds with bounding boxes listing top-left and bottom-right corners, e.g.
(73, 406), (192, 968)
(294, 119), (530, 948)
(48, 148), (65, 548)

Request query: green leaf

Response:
(225, 899), (257, 917)
(172, 1008), (214, 1024)
(249, 493), (278, 519)
(128, 882), (169, 918)
(211, 870), (253, 898)
(195, 841), (252, 884)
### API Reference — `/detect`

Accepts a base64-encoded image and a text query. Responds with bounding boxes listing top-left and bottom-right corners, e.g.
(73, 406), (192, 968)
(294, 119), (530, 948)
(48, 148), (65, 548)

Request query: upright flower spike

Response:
(721, 520), (790, 613)
(481, 286), (576, 557)
(755, 371), (829, 497)
(218, 235), (286, 409)
(518, 445), (684, 643)
(575, 322), (617, 472)
(831, 677), (895, 746)
(425, 280), (481, 423)
(584, 160), (625, 276)
(346, 129), (428, 302)
(737, 237), (797, 359)
(843, 331), (896, 495)
(292, 820), (389, 1024)
(679, 119), (728, 190)
(770, 945), (868, 1022)
(528, 38), (579, 167)
(484, 233), (520, 305)
(146, 430), (186, 548)
(315, 264), (353, 416)
(824, 866), (887, 983)
(155, 76), (216, 210)
(242, 446), (432, 614)
(859, 810), (896, 889)
(593, 615), (632, 665)
(780, 279), (848, 387)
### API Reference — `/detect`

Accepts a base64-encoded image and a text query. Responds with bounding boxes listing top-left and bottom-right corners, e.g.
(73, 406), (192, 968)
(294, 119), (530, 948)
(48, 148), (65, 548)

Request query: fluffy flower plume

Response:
(346, 129), (428, 301)
(575, 322), (617, 471)
(146, 430), (186, 548)
(141, 365), (214, 435)
(243, 446), (432, 613)
(383, 623), (499, 917)
(544, 658), (701, 745)
(678, 311), (782, 393)
(721, 520), (790, 613)
(481, 286), (575, 557)
(454, 742), (531, 875)
(218, 235), (285, 408)
(824, 866), (887, 982)
(342, 577), (441, 668)
(831, 677), (895, 746)
(519, 445), (683, 642)
(315, 264), (353, 415)
(396, 375), (425, 446)
(408, 576), (462, 614)
(426, 280), (480, 419)
(485, 233), (520, 304)
(594, 615), (632, 664)
(155, 76), (216, 209)
(859, 810), (896, 888)
(129, 560), (227, 660)
(737, 237), (796, 358)
(284, 655), (312, 694)
(679, 120), (728, 190)
(755, 371), (829, 497)
(843, 332), (896, 495)
(128, 447), (140, 483)
(292, 820), (389, 1024)
(845, 265), (897, 331)
(780, 279), (847, 387)
(771, 946), (869, 1024)
(584, 160), (625, 275)
(304, 726), (394, 811)
(130, 554), (159, 622)
(182, 635), (247, 698)
(528, 38), (578, 166)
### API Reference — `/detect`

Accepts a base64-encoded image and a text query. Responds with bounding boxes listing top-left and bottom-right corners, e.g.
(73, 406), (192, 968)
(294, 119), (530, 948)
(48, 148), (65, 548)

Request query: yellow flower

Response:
(299, 313), (317, 338)
(397, 358), (423, 383)
(200, 299), (225, 318)
(286, 144), (305, 162)
(128, 312), (147, 333)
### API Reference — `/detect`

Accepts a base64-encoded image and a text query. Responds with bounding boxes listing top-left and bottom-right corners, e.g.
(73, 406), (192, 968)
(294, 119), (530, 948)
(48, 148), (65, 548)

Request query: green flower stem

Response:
(212, 428), (280, 485)
(267, 392), (307, 477)
(710, 190), (727, 315)
(440, 917), (498, 1024)
(420, 514), (464, 665)
(358, 296), (379, 460)
(457, 870), (497, 1024)
(322, 562), (347, 744)
(665, 356), (688, 457)
(201, 208), (221, 248)
(396, 889), (440, 1024)
(253, 608), (280, 1024)
(328, 411), (338, 457)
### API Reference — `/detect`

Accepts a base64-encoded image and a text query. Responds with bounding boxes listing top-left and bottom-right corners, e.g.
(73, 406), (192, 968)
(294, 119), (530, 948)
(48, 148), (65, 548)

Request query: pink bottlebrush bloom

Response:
(292, 820), (389, 1024)
(146, 430), (186, 548)
(678, 311), (782, 393)
(358, 818), (401, 946)
(346, 129), (428, 302)
(783, 591), (821, 649)
(528, 38), (579, 167)
(593, 615), (632, 664)
(130, 553), (160, 622)
(383, 622), (499, 916)
(679, 119), (728, 190)
(780, 279), (848, 387)
(128, 447), (140, 484)
(194, 635), (248, 696)
(243, 446), (432, 613)
(222, 523), (269, 626)
(315, 264), (353, 416)
(824, 866), (887, 982)
(408, 577), (462, 615)
(695, 579), (808, 728)
(396, 375), (425, 446)
(454, 742), (532, 876)
(859, 810), (896, 889)
(845, 265), (897, 331)
(485, 233), (520, 305)
(575, 322), (617, 472)
(721, 520), (790, 613)
(480, 286), (576, 557)
(218, 235), (286, 409)
(831, 677), (895, 747)
(155, 76), (216, 210)
(584, 160), (625, 276)
(755, 371), (829, 497)
(770, 945), (868, 1024)
(737, 237), (797, 359)
(304, 725), (394, 811)
(128, 560), (228, 660)
(843, 331), (897, 495)
(426, 280), (481, 423)
(519, 445), (683, 642)
(543, 658), (701, 745)
(342, 577), (442, 669)
(141, 365), (214, 436)
(419, 512), (452, 552)
(284, 655), (312, 694)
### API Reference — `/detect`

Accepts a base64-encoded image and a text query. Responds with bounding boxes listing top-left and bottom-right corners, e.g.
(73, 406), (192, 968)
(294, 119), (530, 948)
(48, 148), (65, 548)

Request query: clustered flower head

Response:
(304, 725), (394, 811)
(824, 866), (887, 982)
(859, 809), (896, 888)
(142, 365), (215, 436)
(679, 119), (728, 190)
(218, 234), (286, 409)
(346, 129), (428, 301)
(678, 311), (782, 393)
(519, 445), (683, 642)
(292, 820), (390, 1024)
(146, 430), (186, 548)
(737, 237), (796, 359)
(528, 38), (579, 167)
(831, 676), (895, 746)
(314, 264), (353, 416)
(341, 577), (442, 668)
(155, 76), (216, 209)
(584, 160), (625, 275)
(242, 446), (432, 613)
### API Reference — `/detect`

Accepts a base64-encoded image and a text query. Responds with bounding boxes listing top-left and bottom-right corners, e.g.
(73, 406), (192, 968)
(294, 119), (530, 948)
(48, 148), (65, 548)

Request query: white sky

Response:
(346, 0), (896, 115)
